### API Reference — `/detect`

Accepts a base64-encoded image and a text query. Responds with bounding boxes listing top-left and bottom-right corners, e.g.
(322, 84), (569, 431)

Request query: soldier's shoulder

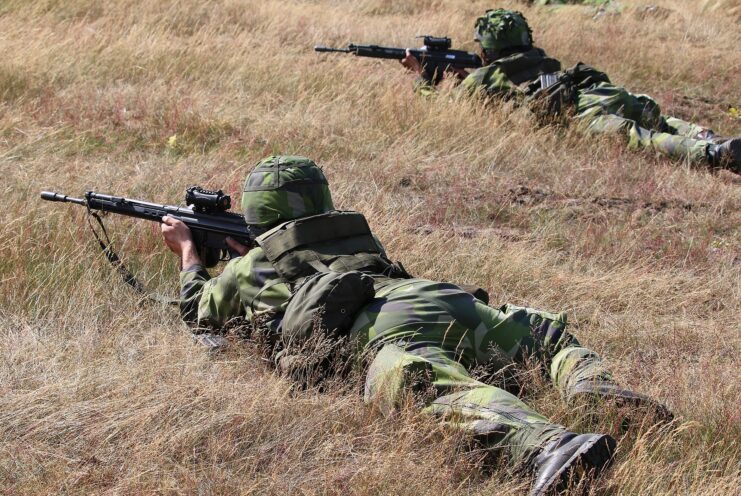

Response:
(232, 246), (283, 287)
(470, 64), (501, 77)
(463, 64), (503, 86)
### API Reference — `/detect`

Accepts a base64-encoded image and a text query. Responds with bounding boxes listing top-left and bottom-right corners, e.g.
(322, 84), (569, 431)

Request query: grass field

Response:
(1, 0), (740, 494)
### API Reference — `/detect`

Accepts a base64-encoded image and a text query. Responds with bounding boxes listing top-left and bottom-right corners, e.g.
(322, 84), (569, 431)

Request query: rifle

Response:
(315, 35), (482, 83)
(41, 186), (251, 268)
(41, 186), (251, 301)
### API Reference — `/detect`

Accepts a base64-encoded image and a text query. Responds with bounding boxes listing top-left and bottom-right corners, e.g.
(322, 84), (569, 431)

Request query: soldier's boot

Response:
(552, 347), (673, 423)
(530, 432), (616, 496)
(568, 382), (673, 423)
(707, 138), (741, 173)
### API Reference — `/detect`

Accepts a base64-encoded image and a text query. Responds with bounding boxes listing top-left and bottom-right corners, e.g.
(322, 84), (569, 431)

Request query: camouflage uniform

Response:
(178, 156), (627, 478)
(181, 245), (616, 464)
(433, 9), (724, 166)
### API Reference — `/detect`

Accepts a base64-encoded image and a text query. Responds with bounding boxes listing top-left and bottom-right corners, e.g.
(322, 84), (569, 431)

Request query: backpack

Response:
(281, 270), (376, 345)
(526, 62), (611, 117)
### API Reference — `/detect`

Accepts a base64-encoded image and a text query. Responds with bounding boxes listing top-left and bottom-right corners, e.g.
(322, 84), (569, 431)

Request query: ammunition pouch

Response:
(256, 210), (408, 354)
(525, 62), (611, 118)
(281, 270), (376, 344)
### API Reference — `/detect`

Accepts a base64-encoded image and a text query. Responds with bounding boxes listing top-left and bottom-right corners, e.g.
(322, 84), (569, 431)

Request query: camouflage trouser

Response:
(356, 284), (614, 465)
(575, 82), (711, 163)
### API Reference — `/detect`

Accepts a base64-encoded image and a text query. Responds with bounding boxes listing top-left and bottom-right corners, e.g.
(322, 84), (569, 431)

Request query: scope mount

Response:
(416, 35), (452, 50)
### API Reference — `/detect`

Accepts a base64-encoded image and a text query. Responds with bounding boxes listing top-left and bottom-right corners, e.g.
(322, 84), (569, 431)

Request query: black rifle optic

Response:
(41, 186), (251, 268)
(315, 35), (482, 83)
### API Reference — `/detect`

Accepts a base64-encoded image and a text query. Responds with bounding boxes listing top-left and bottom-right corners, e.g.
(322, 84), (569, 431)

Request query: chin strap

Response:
(86, 210), (179, 305)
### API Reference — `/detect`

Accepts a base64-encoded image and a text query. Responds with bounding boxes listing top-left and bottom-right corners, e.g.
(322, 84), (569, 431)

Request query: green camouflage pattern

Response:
(550, 346), (613, 400)
(459, 48), (560, 98)
(365, 342), (567, 462)
(576, 83), (712, 162)
(241, 155), (334, 228)
(179, 248), (290, 329)
(179, 252), (615, 465)
(442, 53), (715, 164)
(474, 9), (533, 55)
(413, 11), (720, 166)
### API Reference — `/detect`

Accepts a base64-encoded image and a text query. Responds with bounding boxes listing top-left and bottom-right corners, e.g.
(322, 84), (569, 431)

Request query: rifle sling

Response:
(86, 211), (179, 306)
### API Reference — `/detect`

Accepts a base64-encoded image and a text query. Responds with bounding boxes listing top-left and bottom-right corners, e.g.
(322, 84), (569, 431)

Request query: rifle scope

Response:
(185, 186), (231, 213)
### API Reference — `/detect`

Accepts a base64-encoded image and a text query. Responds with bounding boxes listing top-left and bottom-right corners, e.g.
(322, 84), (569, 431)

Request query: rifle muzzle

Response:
(40, 191), (86, 205)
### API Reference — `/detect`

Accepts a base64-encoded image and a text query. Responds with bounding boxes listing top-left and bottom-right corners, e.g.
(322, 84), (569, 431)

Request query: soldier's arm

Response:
(458, 66), (521, 100)
(180, 249), (291, 332)
(161, 216), (249, 329)
(179, 263), (212, 325)
(180, 258), (245, 329)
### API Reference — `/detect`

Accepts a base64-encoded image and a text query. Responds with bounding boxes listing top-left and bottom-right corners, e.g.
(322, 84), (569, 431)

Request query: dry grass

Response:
(1, 0), (739, 494)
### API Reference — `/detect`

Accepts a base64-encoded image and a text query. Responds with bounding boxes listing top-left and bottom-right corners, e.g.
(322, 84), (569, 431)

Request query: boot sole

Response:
(724, 138), (741, 173)
(532, 435), (617, 496)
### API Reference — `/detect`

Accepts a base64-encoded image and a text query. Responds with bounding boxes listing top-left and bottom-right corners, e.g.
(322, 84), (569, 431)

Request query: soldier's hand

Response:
(448, 66), (469, 80)
(400, 49), (423, 74)
(161, 216), (194, 256)
(225, 237), (250, 256)
(161, 216), (201, 270)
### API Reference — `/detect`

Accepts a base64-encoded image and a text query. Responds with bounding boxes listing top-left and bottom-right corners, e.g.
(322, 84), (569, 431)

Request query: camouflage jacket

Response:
(460, 48), (561, 98)
(179, 247), (291, 330)
(416, 47), (561, 99)
(180, 250), (505, 358)
(178, 244), (498, 356)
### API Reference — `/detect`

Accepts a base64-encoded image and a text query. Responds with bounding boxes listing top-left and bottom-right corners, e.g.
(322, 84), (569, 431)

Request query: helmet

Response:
(241, 155), (334, 228)
(474, 9), (533, 57)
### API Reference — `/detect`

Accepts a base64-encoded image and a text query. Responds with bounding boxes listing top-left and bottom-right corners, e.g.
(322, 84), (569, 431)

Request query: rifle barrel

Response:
(40, 191), (86, 205)
(314, 45), (352, 53)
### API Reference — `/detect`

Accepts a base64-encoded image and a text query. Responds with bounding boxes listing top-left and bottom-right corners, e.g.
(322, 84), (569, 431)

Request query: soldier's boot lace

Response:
(707, 138), (741, 173)
(529, 432), (616, 496)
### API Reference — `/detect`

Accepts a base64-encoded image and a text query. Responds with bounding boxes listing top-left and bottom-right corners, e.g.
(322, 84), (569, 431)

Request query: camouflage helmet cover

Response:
(474, 9), (533, 55)
(241, 155), (334, 228)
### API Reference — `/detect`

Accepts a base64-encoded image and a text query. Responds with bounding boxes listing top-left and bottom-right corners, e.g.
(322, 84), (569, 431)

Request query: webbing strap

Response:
(494, 49), (561, 86)
(257, 211), (378, 262)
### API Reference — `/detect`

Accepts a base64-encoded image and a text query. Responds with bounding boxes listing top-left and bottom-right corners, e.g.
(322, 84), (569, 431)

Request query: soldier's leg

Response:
(575, 84), (712, 164)
(578, 112), (710, 163)
(365, 342), (565, 461)
(663, 116), (716, 140)
(364, 342), (616, 494)
(472, 302), (671, 418)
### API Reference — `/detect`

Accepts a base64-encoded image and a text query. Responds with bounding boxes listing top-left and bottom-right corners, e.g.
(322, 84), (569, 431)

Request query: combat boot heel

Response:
(707, 138), (741, 173)
(530, 432), (616, 496)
